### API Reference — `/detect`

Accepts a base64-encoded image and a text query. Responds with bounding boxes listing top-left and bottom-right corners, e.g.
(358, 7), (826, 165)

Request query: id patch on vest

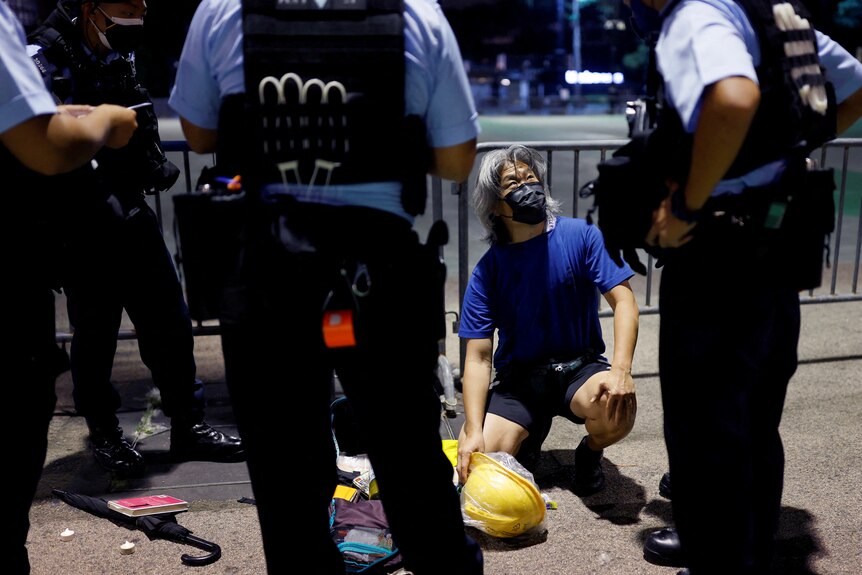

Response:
(276, 0), (366, 10)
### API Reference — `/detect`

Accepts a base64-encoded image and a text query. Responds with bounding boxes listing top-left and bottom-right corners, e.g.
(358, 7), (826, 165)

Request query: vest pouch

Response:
(778, 167), (836, 291)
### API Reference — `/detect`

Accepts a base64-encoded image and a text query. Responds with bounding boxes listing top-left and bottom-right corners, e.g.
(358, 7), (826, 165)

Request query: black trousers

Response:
(219, 202), (483, 575)
(4, 284), (58, 574)
(63, 199), (203, 427)
(658, 224), (800, 575)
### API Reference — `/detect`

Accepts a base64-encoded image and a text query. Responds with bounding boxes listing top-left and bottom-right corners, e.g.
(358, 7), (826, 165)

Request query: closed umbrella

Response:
(52, 489), (221, 566)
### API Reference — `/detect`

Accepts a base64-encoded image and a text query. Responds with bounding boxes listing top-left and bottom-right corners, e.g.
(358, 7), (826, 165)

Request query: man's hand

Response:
(456, 429), (485, 485)
(590, 365), (637, 428)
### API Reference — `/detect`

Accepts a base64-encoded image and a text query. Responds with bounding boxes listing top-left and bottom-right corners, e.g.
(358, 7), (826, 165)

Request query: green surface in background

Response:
(835, 170), (861, 217)
(843, 117), (862, 138)
(478, 115), (629, 143)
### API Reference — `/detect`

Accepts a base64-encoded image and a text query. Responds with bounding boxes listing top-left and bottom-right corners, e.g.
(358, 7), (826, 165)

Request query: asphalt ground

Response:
(27, 296), (862, 575)
(25, 113), (862, 574)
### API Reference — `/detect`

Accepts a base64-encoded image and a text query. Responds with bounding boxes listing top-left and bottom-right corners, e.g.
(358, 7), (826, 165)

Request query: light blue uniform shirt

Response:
(656, 0), (862, 193)
(168, 0), (480, 222)
(0, 2), (57, 135)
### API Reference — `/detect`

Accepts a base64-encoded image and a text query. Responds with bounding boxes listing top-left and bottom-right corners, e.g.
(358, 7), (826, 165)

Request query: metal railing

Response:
(454, 139), (862, 314)
(448, 138), (862, 371)
(55, 138), (862, 345)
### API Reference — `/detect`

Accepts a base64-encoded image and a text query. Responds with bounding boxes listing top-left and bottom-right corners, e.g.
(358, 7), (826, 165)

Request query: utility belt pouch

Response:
(773, 166), (835, 290)
(723, 164), (835, 290)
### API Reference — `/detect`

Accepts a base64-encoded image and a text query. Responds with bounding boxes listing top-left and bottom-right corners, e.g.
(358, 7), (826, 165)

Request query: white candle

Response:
(119, 540), (136, 555)
(59, 528), (75, 541)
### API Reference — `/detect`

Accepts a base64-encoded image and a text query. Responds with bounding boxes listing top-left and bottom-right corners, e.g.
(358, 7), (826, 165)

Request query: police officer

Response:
(27, 0), (244, 476)
(169, 0), (483, 573)
(1, 2), (138, 571)
(622, 0), (862, 573)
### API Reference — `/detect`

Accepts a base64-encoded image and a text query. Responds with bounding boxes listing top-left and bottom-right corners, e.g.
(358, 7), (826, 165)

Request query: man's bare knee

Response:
(585, 415), (634, 449)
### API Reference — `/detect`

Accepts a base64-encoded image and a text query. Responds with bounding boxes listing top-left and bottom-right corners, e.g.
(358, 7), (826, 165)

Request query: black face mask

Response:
(503, 182), (547, 225)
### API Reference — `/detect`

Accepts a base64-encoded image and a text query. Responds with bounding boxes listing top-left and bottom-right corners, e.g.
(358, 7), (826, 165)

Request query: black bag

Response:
(709, 163), (836, 291)
(766, 166), (836, 291)
(172, 191), (246, 322)
(581, 129), (671, 275)
(785, 168), (836, 290)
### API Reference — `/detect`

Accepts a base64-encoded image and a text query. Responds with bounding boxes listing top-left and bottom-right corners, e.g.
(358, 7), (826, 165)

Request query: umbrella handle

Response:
(180, 534), (222, 567)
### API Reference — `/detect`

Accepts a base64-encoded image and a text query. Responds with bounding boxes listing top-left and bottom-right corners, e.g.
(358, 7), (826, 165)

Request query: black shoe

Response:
(659, 471), (672, 499)
(88, 426), (146, 476)
(643, 527), (686, 567)
(572, 435), (605, 496)
(170, 419), (245, 463)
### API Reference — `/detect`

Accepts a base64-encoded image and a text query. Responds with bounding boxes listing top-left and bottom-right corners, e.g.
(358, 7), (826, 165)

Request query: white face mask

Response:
(89, 4), (146, 53)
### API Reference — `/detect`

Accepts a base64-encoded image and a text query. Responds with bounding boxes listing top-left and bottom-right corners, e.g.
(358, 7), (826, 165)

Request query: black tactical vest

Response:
(218, 0), (428, 216)
(28, 8), (176, 196)
(658, 0), (837, 178)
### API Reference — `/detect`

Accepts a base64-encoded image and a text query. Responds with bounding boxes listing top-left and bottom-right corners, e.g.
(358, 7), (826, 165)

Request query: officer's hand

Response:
(57, 104), (95, 118)
(91, 104), (138, 149)
(646, 194), (696, 249)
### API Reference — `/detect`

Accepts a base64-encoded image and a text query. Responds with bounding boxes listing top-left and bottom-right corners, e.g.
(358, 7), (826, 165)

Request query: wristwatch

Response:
(670, 190), (702, 223)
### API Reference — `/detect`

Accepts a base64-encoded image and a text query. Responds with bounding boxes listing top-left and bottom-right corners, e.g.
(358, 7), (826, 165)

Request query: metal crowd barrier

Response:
(455, 138), (862, 314)
(449, 139), (862, 369)
(55, 138), (862, 344)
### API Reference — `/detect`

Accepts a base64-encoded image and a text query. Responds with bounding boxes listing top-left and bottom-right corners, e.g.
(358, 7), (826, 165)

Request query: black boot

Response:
(659, 471), (672, 499)
(170, 418), (245, 463)
(643, 527), (686, 567)
(88, 424), (146, 476)
(572, 435), (605, 496)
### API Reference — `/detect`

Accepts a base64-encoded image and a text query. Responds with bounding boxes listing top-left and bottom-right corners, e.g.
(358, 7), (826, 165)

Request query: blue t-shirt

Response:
(459, 216), (634, 373)
(0, 3), (57, 135)
(168, 0), (480, 222)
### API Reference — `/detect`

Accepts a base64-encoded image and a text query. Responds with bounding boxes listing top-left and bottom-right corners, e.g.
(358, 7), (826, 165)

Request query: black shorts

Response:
(487, 357), (611, 451)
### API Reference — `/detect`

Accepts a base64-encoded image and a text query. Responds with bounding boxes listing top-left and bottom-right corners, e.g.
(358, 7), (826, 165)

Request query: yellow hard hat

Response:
(461, 452), (545, 538)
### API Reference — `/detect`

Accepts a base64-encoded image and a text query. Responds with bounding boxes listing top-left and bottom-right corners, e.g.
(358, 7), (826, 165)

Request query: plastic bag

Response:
(460, 451), (547, 538)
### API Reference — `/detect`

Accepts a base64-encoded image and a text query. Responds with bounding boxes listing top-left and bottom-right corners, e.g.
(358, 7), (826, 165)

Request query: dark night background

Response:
(17, 0), (862, 108)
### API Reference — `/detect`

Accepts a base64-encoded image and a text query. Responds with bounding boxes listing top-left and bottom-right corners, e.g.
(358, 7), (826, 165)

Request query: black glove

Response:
(580, 130), (670, 276)
(144, 159), (181, 194)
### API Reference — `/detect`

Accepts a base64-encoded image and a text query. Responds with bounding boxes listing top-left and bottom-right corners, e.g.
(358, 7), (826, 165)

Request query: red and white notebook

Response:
(107, 495), (189, 517)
